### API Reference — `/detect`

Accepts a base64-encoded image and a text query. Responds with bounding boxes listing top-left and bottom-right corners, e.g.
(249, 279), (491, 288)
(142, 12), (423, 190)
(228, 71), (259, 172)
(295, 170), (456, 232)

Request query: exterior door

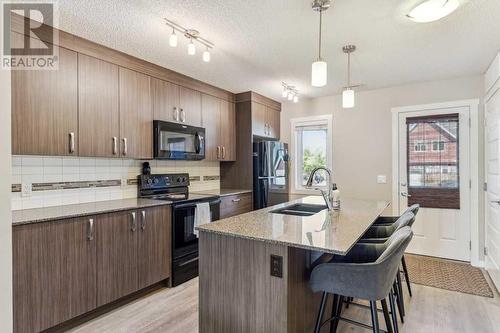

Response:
(486, 88), (500, 287)
(398, 107), (471, 261)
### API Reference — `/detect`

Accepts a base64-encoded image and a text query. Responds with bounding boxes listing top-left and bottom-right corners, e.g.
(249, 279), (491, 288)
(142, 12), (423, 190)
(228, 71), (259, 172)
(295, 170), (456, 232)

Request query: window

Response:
(432, 140), (445, 151)
(291, 115), (332, 193)
(414, 141), (427, 152)
(406, 113), (459, 209)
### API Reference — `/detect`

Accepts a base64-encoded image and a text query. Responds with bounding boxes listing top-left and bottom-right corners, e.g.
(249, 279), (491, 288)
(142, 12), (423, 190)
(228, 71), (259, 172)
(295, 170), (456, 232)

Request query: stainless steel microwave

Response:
(153, 120), (205, 160)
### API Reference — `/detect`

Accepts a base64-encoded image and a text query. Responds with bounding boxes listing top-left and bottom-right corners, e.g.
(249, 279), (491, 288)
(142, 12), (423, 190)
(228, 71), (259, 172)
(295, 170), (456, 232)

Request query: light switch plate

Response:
(21, 183), (32, 197)
(377, 175), (387, 184)
(121, 178), (128, 188)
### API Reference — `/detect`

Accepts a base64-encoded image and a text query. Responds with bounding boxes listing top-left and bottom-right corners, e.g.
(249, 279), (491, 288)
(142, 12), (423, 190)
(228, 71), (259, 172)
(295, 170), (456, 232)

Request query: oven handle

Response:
(173, 199), (221, 210)
(177, 256), (199, 267)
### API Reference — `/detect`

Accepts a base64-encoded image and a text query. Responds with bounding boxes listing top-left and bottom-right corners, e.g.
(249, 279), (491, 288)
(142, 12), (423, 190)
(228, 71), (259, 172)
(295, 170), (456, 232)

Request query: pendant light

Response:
(311, 0), (330, 87)
(169, 28), (178, 47)
(342, 45), (356, 109)
(187, 38), (196, 55)
(203, 47), (211, 62)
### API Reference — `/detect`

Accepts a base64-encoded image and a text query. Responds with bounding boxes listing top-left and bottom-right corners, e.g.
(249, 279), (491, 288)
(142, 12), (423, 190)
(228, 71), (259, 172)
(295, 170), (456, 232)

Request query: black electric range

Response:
(138, 173), (220, 286)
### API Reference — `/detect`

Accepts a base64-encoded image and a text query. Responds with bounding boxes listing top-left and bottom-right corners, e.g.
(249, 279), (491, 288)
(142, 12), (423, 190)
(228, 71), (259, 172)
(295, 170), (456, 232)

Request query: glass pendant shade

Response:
(311, 60), (327, 87)
(202, 49), (210, 62)
(282, 88), (288, 98)
(187, 41), (196, 55)
(287, 92), (294, 101)
(293, 95), (299, 103)
(407, 0), (459, 23)
(169, 32), (178, 47)
(342, 88), (355, 108)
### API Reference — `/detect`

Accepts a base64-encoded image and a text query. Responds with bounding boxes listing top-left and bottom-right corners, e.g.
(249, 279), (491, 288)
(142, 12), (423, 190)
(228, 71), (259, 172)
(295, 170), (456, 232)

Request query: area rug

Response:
(404, 254), (494, 298)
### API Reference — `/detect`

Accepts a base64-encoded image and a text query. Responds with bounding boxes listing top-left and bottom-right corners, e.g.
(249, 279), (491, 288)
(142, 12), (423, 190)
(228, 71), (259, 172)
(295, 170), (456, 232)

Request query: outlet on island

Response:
(270, 254), (283, 278)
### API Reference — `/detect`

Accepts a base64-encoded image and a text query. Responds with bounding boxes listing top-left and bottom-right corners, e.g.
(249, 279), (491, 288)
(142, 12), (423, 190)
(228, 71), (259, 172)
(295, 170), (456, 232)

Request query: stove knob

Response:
(154, 178), (159, 184)
(182, 177), (187, 183)
(147, 178), (153, 185)
(177, 177), (182, 183)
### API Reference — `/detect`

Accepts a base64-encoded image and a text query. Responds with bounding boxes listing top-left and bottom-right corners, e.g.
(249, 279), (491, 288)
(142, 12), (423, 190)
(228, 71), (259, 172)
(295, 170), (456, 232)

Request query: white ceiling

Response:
(55, 0), (500, 100)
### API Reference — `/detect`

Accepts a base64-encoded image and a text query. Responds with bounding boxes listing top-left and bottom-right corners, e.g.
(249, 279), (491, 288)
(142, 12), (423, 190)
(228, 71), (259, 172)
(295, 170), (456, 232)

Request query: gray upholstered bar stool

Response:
(373, 204), (420, 226)
(309, 227), (413, 333)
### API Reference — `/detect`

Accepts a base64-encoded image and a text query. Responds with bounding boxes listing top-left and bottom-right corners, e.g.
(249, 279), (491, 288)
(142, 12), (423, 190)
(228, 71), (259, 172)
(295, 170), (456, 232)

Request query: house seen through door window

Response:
(406, 113), (460, 209)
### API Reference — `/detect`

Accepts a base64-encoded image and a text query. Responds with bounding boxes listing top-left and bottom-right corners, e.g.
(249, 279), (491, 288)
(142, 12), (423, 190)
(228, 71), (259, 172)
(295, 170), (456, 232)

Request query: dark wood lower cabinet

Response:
(13, 217), (97, 333)
(13, 205), (171, 333)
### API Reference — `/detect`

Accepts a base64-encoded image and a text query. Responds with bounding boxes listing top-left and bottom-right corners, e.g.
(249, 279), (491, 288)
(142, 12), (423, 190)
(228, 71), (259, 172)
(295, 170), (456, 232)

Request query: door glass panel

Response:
(406, 114), (460, 209)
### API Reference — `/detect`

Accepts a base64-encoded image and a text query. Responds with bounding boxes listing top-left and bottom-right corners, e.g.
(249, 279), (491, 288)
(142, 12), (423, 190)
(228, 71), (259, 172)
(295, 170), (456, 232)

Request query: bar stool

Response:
(310, 227), (413, 333)
(373, 204), (420, 226)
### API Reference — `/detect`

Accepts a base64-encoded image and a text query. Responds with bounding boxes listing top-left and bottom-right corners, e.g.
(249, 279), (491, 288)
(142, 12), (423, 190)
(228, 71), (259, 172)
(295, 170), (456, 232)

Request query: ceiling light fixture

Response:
(311, 0), (331, 87)
(282, 82), (299, 103)
(342, 45), (359, 109)
(169, 28), (178, 47)
(165, 18), (214, 62)
(407, 0), (460, 23)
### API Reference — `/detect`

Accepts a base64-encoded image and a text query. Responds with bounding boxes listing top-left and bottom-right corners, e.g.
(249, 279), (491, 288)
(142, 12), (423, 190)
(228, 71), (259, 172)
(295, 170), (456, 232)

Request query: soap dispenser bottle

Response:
(331, 183), (340, 210)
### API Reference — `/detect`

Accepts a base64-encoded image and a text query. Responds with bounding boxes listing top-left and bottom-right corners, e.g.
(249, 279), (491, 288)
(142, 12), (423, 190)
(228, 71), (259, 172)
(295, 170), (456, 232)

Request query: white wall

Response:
(0, 59), (13, 331)
(281, 75), (485, 258)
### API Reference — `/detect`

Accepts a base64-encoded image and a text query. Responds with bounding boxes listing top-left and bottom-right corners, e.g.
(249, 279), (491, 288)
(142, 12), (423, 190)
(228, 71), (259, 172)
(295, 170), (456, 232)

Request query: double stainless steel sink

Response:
(270, 203), (327, 217)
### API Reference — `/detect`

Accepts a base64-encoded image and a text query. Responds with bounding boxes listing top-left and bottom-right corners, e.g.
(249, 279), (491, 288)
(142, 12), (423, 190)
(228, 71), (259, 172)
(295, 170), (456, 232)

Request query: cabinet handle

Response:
(87, 218), (94, 241)
(173, 107), (179, 121)
(180, 108), (186, 123)
(112, 137), (118, 155)
(217, 146), (221, 159)
(232, 198), (241, 203)
(222, 146), (226, 159)
(69, 132), (75, 153)
(122, 138), (128, 156)
(130, 211), (137, 232)
(141, 210), (146, 231)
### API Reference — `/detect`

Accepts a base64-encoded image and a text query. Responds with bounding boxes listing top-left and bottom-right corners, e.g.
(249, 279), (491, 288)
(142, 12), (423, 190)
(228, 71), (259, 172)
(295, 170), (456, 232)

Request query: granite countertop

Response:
(191, 188), (252, 197)
(198, 196), (390, 255)
(12, 198), (171, 226)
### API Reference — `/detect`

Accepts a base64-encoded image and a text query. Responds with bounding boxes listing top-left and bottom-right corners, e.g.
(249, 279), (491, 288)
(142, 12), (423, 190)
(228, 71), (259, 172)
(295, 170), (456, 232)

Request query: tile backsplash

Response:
(11, 156), (220, 210)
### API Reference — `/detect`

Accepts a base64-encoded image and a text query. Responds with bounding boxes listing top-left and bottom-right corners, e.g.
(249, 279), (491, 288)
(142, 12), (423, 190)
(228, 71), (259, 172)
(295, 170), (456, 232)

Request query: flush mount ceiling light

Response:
(165, 19), (214, 62)
(311, 0), (331, 87)
(407, 0), (460, 23)
(282, 82), (299, 103)
(342, 45), (362, 109)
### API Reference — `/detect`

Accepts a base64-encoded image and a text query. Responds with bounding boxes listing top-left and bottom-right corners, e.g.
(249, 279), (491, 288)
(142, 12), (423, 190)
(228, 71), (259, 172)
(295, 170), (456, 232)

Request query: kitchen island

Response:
(198, 196), (389, 333)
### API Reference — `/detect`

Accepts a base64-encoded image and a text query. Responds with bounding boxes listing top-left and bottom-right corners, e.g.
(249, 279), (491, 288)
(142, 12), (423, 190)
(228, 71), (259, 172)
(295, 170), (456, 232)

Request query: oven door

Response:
(154, 120), (205, 160)
(172, 199), (220, 259)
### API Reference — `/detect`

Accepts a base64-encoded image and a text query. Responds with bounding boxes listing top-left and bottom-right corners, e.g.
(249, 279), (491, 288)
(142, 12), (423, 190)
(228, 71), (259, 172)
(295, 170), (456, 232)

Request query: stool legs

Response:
(314, 292), (328, 333)
(389, 289), (399, 333)
(401, 256), (412, 297)
(396, 273), (406, 318)
(369, 300), (381, 333)
(381, 299), (393, 333)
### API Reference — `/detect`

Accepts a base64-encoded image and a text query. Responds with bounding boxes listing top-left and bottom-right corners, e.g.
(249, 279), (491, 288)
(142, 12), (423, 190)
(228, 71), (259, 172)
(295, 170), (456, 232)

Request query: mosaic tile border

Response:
(12, 175), (209, 193)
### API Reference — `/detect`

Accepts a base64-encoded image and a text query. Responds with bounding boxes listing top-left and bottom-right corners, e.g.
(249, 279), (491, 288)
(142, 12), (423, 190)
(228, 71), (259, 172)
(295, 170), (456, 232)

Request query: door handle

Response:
(122, 138), (128, 156)
(491, 200), (500, 205)
(401, 192), (412, 198)
(180, 108), (186, 123)
(141, 210), (146, 231)
(173, 107), (179, 121)
(130, 211), (137, 232)
(87, 218), (94, 241)
(69, 132), (75, 153)
(112, 137), (118, 155)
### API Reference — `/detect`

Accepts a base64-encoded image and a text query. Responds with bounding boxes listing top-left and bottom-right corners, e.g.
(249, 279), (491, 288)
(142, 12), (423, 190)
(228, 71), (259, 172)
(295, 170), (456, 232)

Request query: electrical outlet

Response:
(121, 178), (128, 188)
(377, 175), (387, 184)
(21, 183), (32, 197)
(270, 255), (283, 278)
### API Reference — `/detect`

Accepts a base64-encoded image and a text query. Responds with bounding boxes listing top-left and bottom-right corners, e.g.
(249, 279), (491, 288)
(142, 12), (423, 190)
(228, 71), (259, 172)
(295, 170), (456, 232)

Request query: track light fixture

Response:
(282, 82), (299, 103)
(165, 18), (214, 62)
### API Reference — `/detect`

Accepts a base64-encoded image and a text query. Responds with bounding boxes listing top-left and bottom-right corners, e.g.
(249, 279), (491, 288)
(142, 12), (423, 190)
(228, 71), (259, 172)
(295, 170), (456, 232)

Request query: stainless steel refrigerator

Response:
(253, 141), (290, 209)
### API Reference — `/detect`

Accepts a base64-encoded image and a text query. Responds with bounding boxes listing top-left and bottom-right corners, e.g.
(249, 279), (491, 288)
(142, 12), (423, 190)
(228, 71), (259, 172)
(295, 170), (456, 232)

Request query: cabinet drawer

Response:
(220, 193), (252, 219)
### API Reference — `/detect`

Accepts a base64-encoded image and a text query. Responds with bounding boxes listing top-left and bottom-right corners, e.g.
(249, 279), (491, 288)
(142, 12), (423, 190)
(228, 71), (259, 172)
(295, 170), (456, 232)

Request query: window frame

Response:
(414, 140), (427, 152)
(290, 115), (333, 194)
(431, 140), (445, 151)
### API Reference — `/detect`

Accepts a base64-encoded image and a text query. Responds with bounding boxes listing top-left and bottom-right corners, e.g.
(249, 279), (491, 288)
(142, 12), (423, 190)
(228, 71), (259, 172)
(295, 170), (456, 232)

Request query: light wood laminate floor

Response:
(70, 275), (500, 333)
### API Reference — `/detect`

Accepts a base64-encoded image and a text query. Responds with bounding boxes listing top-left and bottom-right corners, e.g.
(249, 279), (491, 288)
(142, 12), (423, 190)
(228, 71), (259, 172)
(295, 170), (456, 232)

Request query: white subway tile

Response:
(79, 173), (95, 181)
(12, 165), (22, 176)
(22, 197), (44, 209)
(43, 166), (62, 175)
(79, 158), (96, 167)
(11, 174), (21, 184)
(62, 157), (79, 167)
(43, 174), (63, 183)
(63, 165), (79, 175)
(62, 173), (79, 182)
(95, 159), (110, 167)
(12, 156), (22, 166)
(11, 199), (23, 210)
(79, 166), (96, 174)
(43, 157), (62, 166)
(22, 166), (43, 175)
(61, 194), (79, 205)
(22, 156), (43, 166)
(22, 174), (44, 183)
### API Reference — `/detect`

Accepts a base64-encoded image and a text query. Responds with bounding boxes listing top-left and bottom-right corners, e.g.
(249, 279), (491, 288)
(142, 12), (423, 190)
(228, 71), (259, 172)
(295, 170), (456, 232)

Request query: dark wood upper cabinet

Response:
(119, 67), (153, 159)
(252, 102), (267, 138)
(201, 93), (221, 161)
(179, 86), (202, 127)
(267, 107), (281, 140)
(220, 99), (236, 161)
(78, 54), (120, 157)
(13, 216), (96, 333)
(152, 77), (180, 123)
(11, 32), (78, 156)
(137, 205), (172, 289)
(96, 210), (139, 306)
